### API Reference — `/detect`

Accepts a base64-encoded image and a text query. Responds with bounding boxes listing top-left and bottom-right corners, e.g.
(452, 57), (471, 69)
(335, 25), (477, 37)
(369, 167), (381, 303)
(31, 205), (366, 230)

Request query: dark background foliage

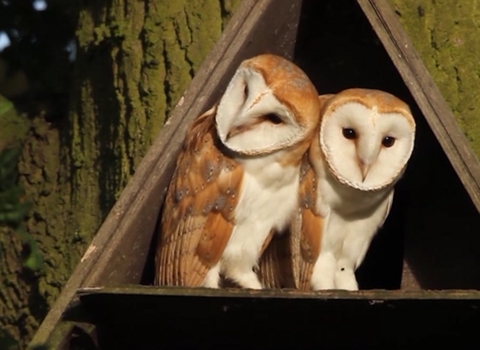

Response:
(0, 0), (75, 123)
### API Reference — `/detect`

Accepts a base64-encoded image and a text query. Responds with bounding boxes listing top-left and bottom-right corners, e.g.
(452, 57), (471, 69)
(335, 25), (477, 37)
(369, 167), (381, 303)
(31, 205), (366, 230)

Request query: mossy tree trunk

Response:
(0, 0), (241, 348)
(388, 0), (480, 158)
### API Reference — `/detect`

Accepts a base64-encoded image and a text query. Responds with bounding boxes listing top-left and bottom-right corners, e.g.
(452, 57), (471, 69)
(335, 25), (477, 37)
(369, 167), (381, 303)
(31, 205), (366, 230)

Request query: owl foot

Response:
(227, 269), (263, 290)
(202, 264), (221, 288)
(334, 266), (358, 291)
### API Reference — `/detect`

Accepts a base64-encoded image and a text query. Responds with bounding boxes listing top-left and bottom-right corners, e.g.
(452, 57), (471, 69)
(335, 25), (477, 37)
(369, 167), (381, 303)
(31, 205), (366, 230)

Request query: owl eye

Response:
(382, 136), (396, 147)
(342, 128), (357, 140)
(263, 113), (283, 125)
(243, 84), (249, 99)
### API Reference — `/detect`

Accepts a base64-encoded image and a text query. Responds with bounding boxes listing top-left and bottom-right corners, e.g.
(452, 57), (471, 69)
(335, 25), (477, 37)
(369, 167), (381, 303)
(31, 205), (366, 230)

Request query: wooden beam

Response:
(78, 284), (480, 300)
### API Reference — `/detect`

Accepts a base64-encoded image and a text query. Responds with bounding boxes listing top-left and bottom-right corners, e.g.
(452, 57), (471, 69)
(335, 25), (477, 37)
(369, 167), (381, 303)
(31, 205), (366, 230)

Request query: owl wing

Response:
(155, 106), (244, 287)
(257, 228), (296, 289)
(290, 156), (324, 290)
(290, 94), (335, 290)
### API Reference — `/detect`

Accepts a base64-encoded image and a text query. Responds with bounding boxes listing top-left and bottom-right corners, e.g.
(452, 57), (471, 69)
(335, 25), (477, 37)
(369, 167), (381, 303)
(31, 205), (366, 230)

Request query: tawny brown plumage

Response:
(156, 106), (243, 286)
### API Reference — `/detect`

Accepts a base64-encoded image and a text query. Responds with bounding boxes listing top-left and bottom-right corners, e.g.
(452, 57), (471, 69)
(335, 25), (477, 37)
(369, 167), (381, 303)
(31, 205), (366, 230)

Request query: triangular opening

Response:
(140, 0), (480, 290)
(71, 1), (480, 349)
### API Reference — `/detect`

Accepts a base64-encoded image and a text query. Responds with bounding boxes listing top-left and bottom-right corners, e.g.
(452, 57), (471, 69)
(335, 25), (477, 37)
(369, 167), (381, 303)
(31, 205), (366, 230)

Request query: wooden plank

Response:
(77, 284), (480, 300)
(357, 0), (480, 214)
(77, 285), (480, 349)
(29, 0), (304, 347)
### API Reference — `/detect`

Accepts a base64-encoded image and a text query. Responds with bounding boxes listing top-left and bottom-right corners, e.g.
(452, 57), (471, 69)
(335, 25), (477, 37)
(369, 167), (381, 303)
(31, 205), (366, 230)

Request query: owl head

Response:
(215, 54), (321, 156)
(318, 88), (416, 191)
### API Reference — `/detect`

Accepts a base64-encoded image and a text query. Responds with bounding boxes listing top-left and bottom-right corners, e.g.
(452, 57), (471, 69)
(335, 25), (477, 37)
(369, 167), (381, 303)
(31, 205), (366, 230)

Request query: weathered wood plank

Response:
(357, 0), (480, 214)
(78, 284), (480, 300)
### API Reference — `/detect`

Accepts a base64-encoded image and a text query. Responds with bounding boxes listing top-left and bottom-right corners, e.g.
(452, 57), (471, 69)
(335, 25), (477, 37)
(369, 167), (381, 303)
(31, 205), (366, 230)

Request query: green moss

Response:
(142, 0), (225, 142)
(58, 0), (227, 257)
(185, 1), (223, 72)
(18, 116), (76, 299)
(389, 0), (480, 158)
(0, 99), (53, 349)
(76, 11), (95, 48)
(220, 0), (243, 29)
(67, 0), (243, 242)
(0, 96), (29, 150)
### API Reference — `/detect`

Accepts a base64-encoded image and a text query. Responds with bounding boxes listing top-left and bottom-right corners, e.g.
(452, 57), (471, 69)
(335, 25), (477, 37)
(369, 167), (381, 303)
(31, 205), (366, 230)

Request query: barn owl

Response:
(154, 54), (322, 289)
(259, 89), (416, 291)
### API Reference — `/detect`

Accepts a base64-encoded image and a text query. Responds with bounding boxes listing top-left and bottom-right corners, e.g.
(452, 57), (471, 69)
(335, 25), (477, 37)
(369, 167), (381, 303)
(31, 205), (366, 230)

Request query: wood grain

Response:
(77, 284), (480, 300)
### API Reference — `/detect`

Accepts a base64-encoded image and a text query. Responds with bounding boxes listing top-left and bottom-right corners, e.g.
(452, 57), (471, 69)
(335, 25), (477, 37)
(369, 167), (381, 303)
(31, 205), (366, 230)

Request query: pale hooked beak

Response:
(357, 150), (378, 183)
(226, 124), (247, 140)
(360, 162), (371, 182)
(226, 118), (262, 140)
(356, 137), (381, 183)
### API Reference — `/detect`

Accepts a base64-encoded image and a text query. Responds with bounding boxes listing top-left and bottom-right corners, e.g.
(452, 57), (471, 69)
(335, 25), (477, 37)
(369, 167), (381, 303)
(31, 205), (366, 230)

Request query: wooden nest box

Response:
(30, 0), (480, 349)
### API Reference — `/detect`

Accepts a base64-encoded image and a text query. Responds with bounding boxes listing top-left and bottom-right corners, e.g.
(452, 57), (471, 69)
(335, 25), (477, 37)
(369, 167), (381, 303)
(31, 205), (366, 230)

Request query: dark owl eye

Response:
(382, 136), (396, 147)
(243, 84), (249, 99)
(342, 128), (357, 140)
(263, 113), (283, 125)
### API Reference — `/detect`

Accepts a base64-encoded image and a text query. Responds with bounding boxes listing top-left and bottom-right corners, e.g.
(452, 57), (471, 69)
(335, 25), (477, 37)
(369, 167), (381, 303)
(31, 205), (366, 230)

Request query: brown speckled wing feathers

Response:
(291, 156), (323, 290)
(155, 106), (243, 287)
(257, 228), (295, 289)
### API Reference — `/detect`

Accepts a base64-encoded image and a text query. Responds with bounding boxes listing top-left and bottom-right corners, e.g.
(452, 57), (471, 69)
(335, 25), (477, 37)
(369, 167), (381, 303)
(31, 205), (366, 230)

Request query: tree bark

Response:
(0, 0), (241, 348)
(388, 0), (480, 158)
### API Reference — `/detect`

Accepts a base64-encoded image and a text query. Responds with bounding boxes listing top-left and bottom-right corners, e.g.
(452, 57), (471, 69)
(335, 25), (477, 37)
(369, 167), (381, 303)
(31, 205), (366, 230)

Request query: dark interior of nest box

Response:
(141, 0), (480, 291)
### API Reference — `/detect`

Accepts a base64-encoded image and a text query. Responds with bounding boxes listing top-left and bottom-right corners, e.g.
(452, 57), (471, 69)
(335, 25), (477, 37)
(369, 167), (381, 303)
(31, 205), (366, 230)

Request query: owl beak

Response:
(357, 142), (380, 182)
(226, 125), (244, 140)
(360, 163), (371, 182)
(226, 118), (262, 140)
